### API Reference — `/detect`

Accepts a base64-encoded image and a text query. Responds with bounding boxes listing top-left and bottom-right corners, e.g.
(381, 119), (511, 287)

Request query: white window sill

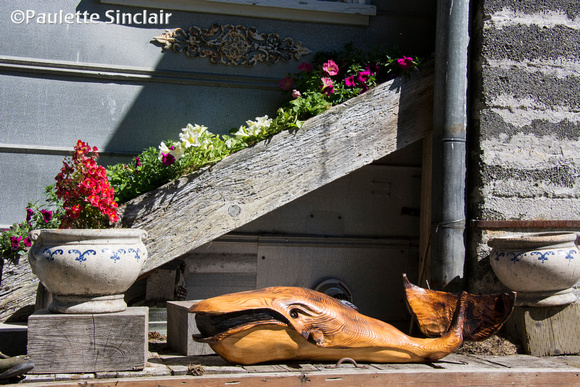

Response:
(101, 0), (376, 26)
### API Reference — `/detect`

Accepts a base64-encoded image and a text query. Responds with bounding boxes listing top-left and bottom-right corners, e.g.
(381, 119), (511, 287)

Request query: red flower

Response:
(298, 62), (313, 72)
(70, 204), (82, 219)
(55, 140), (119, 228)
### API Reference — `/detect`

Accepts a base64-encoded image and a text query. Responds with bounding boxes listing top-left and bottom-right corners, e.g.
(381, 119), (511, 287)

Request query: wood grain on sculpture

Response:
(190, 275), (515, 365)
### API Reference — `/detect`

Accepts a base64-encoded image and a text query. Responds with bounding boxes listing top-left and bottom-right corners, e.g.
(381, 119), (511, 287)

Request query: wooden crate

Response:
(504, 303), (580, 356)
(27, 307), (148, 374)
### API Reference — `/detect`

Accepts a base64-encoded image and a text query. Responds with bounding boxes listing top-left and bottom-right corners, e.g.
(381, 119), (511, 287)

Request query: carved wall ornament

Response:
(152, 24), (311, 67)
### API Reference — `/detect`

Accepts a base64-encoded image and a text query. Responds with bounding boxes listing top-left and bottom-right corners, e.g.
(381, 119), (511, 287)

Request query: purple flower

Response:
(161, 153), (175, 166)
(345, 75), (356, 87)
(23, 237), (32, 248)
(40, 209), (53, 223)
(366, 62), (380, 74)
(26, 208), (34, 224)
(10, 236), (21, 250)
(397, 56), (414, 69)
(136, 157), (141, 167)
(279, 77), (294, 90)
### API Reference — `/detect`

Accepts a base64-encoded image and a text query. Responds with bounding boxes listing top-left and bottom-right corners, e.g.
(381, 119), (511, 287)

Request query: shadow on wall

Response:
(74, 0), (436, 158)
(73, 0), (316, 157)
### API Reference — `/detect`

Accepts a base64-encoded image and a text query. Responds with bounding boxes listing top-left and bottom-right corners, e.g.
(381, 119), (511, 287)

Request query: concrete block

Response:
(166, 300), (214, 356)
(27, 307), (148, 374)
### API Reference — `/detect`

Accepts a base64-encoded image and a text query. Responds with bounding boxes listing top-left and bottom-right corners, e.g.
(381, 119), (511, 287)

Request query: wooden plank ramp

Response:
(20, 353), (580, 386)
(118, 65), (434, 275)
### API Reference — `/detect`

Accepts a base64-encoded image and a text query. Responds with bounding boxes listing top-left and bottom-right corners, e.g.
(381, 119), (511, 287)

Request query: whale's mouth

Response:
(193, 308), (291, 343)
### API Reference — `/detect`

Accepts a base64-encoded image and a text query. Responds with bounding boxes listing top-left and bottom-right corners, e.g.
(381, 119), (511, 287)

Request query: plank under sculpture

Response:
(189, 274), (514, 365)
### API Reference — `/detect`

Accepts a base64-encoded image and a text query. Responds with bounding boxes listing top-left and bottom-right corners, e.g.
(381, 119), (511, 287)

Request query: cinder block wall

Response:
(467, 0), (580, 293)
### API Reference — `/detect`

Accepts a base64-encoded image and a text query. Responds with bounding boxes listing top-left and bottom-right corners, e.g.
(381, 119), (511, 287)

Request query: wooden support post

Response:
(27, 307), (148, 374)
(167, 300), (214, 356)
(504, 303), (580, 356)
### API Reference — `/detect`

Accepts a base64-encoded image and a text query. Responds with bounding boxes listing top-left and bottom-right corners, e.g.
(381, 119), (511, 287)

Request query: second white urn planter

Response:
(488, 232), (580, 307)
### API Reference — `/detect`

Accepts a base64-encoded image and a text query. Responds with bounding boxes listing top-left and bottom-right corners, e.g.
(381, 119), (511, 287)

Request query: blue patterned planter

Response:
(28, 229), (147, 313)
(489, 232), (580, 307)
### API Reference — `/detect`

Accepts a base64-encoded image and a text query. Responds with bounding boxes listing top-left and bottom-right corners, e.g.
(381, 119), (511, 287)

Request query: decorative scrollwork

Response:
(152, 24), (311, 67)
(68, 249), (96, 263)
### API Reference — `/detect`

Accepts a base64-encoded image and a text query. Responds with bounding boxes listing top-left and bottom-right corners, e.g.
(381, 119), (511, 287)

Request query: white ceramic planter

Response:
(488, 232), (580, 307)
(28, 229), (147, 313)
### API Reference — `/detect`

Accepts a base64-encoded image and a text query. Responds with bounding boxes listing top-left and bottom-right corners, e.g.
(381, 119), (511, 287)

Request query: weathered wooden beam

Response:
(28, 307), (148, 373)
(119, 65), (434, 274)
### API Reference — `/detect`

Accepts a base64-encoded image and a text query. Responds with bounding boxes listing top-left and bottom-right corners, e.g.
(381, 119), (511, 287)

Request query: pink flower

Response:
(298, 62), (313, 72)
(135, 157), (141, 167)
(292, 89), (301, 98)
(23, 237), (32, 248)
(321, 77), (334, 95)
(26, 208), (34, 225)
(10, 236), (21, 250)
(357, 69), (371, 83)
(279, 77), (294, 90)
(323, 59), (339, 76)
(345, 75), (356, 87)
(397, 56), (414, 69)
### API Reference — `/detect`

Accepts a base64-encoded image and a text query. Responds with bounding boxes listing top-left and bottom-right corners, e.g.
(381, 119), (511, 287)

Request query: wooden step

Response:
(119, 65), (434, 275)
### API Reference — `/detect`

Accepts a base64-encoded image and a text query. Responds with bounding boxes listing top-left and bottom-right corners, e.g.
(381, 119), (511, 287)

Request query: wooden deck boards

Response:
(20, 353), (580, 386)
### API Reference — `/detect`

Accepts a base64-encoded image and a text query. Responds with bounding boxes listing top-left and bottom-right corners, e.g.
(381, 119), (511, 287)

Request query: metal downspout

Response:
(430, 0), (470, 291)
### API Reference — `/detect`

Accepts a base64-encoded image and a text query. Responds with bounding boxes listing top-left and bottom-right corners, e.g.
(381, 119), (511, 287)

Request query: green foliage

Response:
(108, 147), (181, 204)
(106, 44), (420, 205)
(0, 185), (62, 264)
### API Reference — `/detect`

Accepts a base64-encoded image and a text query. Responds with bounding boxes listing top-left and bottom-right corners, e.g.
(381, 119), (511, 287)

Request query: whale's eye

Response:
(290, 309), (299, 319)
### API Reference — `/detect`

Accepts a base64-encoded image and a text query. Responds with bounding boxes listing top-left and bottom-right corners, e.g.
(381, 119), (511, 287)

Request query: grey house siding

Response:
(468, 0), (580, 293)
(0, 0), (435, 227)
(1, 1), (436, 324)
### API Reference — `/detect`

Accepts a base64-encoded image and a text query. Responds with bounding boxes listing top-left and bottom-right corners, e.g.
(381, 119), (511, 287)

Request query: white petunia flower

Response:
(158, 141), (171, 161)
(180, 124), (208, 148)
(171, 142), (185, 159)
(244, 115), (272, 137)
(158, 141), (185, 161)
(225, 138), (236, 148)
(234, 125), (249, 139)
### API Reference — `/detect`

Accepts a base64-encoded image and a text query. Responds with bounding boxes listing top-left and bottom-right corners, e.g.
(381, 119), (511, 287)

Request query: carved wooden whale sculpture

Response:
(190, 275), (515, 365)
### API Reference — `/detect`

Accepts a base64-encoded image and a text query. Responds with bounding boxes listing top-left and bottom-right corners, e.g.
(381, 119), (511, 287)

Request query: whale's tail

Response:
(403, 274), (515, 341)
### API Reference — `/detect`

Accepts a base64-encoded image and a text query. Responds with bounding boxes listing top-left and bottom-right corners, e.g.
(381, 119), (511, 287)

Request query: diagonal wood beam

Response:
(119, 64), (434, 274)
